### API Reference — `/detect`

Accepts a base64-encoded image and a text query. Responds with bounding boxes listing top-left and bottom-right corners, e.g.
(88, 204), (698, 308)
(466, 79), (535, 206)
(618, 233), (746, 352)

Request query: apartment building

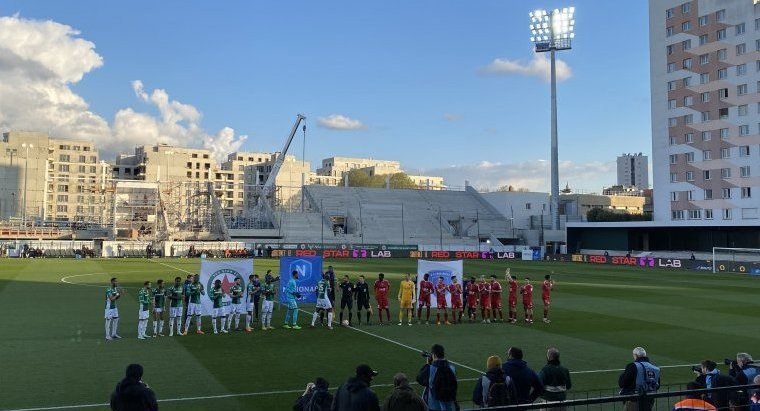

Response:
(616, 153), (649, 189)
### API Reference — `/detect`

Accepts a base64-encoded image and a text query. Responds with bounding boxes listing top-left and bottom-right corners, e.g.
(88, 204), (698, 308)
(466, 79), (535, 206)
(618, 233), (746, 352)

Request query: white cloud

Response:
(423, 160), (615, 192)
(442, 113), (462, 122)
(481, 53), (572, 83)
(0, 14), (246, 163)
(317, 114), (366, 130)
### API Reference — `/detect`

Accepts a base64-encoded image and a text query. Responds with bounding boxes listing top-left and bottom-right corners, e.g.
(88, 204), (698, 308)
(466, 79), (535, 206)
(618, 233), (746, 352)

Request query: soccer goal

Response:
(712, 247), (760, 274)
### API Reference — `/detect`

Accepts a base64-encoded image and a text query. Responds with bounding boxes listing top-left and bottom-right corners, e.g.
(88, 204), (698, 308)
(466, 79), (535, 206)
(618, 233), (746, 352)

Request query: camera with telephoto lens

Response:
(691, 365), (702, 373)
(725, 358), (736, 366)
(421, 351), (432, 358)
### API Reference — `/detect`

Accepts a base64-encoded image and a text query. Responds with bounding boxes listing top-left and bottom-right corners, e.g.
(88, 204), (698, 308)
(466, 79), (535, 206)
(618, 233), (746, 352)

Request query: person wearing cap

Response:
(473, 355), (517, 408)
(381, 373), (427, 411)
(109, 364), (158, 411)
(416, 344), (458, 411)
(332, 364), (380, 411)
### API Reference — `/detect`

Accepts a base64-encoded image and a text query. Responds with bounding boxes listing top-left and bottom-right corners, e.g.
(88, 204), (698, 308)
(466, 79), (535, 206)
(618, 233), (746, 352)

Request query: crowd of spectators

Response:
(112, 348), (760, 411)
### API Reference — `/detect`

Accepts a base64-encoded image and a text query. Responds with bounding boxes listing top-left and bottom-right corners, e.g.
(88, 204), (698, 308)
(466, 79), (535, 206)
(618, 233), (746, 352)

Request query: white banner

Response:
(199, 259), (253, 316)
(416, 259), (463, 308)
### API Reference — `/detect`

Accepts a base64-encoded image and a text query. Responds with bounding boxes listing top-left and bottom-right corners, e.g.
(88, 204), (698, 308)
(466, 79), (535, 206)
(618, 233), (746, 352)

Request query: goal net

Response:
(712, 247), (760, 274)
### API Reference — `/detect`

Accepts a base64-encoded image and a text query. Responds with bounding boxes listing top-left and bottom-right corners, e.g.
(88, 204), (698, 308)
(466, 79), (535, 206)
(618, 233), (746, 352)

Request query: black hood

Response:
(345, 377), (369, 393)
(115, 378), (145, 400)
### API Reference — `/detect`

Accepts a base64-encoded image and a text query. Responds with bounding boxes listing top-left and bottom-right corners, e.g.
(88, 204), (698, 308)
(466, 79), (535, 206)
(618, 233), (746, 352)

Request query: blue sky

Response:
(0, 1), (652, 191)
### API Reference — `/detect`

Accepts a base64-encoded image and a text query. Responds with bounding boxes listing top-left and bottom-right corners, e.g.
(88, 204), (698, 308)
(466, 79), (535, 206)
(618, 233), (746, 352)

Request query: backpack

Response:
(432, 362), (458, 403)
(304, 389), (332, 411)
(486, 377), (512, 407)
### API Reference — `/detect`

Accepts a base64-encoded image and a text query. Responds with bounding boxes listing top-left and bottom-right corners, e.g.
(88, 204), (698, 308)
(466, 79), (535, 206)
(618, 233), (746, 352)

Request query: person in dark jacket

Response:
(294, 377), (332, 411)
(538, 348), (572, 410)
(501, 347), (544, 404)
(618, 347), (660, 411)
(473, 355), (517, 408)
(694, 359), (736, 410)
(332, 364), (380, 411)
(416, 344), (458, 411)
(382, 373), (427, 411)
(110, 364), (158, 411)
(672, 382), (716, 410)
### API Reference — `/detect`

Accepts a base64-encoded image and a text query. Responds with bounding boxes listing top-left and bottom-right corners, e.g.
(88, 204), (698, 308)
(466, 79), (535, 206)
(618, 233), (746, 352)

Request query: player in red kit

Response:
(374, 273), (391, 325)
(448, 277), (463, 323)
(434, 277), (450, 325)
(520, 277), (534, 324)
(417, 273), (434, 324)
(465, 276), (479, 322)
(506, 273), (519, 324)
(478, 276), (492, 323)
(542, 274), (555, 323)
(489, 275), (504, 322)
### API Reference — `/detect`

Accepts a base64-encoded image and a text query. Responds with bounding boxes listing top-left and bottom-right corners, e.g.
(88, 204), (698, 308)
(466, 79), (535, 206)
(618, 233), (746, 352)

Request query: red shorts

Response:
(451, 297), (463, 309)
(467, 298), (478, 308)
(436, 297), (447, 308)
(523, 301), (534, 309)
(543, 298), (551, 306)
(480, 298), (491, 309)
(491, 298), (502, 310)
(377, 296), (389, 310)
(508, 298), (517, 309)
(418, 296), (431, 308)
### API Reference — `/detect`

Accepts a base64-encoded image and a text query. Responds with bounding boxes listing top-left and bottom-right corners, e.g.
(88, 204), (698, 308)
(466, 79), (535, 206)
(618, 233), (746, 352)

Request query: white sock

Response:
(169, 318), (174, 335)
(105, 319), (112, 338)
(138, 321), (143, 337)
(153, 321), (157, 335)
(235, 314), (240, 328)
(328, 312), (334, 327)
(246, 313), (252, 327)
(177, 317), (182, 333)
(159, 320), (164, 334)
(112, 318), (119, 336)
(196, 315), (202, 331)
(226, 315), (232, 330)
(267, 313), (272, 327)
(312, 312), (318, 326)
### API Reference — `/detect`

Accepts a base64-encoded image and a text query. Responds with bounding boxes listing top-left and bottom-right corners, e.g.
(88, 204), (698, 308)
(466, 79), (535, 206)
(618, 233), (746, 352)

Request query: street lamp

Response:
(529, 7), (575, 231)
(21, 143), (33, 225)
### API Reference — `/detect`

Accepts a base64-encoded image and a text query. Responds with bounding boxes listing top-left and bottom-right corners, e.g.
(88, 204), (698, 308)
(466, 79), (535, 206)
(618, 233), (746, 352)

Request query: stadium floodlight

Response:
(529, 7), (575, 234)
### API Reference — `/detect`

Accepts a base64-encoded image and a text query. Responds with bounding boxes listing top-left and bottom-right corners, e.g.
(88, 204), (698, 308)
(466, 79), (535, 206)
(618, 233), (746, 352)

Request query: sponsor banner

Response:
(409, 250), (521, 260)
(278, 256), (323, 304)
(199, 259), (253, 316)
(416, 259), (463, 309)
(271, 248), (405, 258)
(263, 243), (417, 252)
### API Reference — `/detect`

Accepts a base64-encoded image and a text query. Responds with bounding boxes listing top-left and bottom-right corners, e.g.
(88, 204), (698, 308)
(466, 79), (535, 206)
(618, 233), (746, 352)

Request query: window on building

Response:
(686, 152), (695, 162)
(667, 8), (674, 19)
(717, 28), (726, 40)
(688, 210), (701, 219)
(742, 187), (752, 198)
(704, 170), (712, 180)
(738, 64), (748, 76)
(684, 114), (693, 124)
(682, 39), (692, 50)
(721, 147), (731, 158)
(670, 154), (678, 164)
(740, 146), (751, 156)
(669, 117), (678, 127)
(668, 80), (677, 90)
(705, 189), (713, 200)
(718, 108), (728, 120)
(723, 208), (732, 219)
(721, 168), (732, 178)
(670, 136), (676, 145)
(700, 92), (710, 103)
(738, 43), (748, 55)
(697, 54), (708, 66)
(705, 209), (714, 219)
(740, 125), (750, 135)
(718, 68), (727, 79)
(701, 111), (710, 122)
(686, 171), (694, 181)
(740, 104), (749, 116)
(703, 150), (712, 160)
(684, 95), (693, 106)
(756, 17), (760, 30)
(719, 88), (729, 99)
(683, 76), (692, 87)
(681, 3), (690, 13)
(667, 62), (677, 73)
(670, 172), (679, 183)
(683, 58), (692, 69)
(672, 210), (684, 220)
(682, 21), (691, 31)
(56, 194), (68, 202)
(670, 191), (678, 201)
(89, 166), (96, 173)
(741, 166), (751, 177)
(58, 164), (69, 172)
(702, 130), (712, 141)
(737, 23), (746, 35)
(716, 9), (725, 22)
(722, 188), (732, 199)
(717, 48), (727, 61)
(58, 185), (69, 192)
(738, 84), (748, 95)
(668, 99), (677, 109)
(59, 154), (70, 162)
(686, 132), (694, 143)
(78, 165), (85, 173)
(720, 128), (729, 139)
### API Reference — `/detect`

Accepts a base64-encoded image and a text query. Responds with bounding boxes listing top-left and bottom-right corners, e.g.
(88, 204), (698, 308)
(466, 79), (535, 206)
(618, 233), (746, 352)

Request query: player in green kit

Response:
(260, 276), (276, 330)
(211, 279), (228, 334)
(228, 277), (244, 331)
(311, 273), (334, 329)
(137, 281), (152, 340)
(104, 277), (122, 340)
(167, 276), (183, 336)
(152, 279), (167, 337)
(183, 274), (205, 335)
(245, 274), (261, 332)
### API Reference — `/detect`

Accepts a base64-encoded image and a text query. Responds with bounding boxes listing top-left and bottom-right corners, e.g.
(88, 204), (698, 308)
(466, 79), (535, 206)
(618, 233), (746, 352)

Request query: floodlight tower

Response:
(529, 7), (575, 232)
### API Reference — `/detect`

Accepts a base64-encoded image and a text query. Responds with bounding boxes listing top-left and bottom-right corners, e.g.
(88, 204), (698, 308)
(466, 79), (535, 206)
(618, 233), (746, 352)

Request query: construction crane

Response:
(260, 114), (306, 201)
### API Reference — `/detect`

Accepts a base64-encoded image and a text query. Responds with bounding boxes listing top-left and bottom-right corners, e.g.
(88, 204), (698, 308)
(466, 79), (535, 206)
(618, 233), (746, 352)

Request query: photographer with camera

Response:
(294, 377), (332, 411)
(728, 353), (759, 385)
(618, 347), (659, 411)
(109, 364), (158, 411)
(416, 344), (458, 411)
(693, 359), (736, 409)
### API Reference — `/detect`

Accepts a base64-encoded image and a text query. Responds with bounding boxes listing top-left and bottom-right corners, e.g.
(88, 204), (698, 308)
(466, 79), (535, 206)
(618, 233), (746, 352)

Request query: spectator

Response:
(109, 363), (158, 411)
(502, 346), (544, 404)
(381, 373), (427, 411)
(473, 355), (516, 408)
(294, 377), (332, 411)
(538, 348), (572, 410)
(417, 344), (458, 411)
(750, 375), (760, 410)
(332, 364), (380, 411)
(672, 382), (716, 410)
(730, 352), (759, 385)
(618, 347), (660, 411)
(694, 359), (735, 410)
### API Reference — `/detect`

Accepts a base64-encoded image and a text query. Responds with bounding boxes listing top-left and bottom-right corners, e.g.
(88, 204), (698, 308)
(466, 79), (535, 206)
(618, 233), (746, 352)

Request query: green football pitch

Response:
(1, 257), (758, 411)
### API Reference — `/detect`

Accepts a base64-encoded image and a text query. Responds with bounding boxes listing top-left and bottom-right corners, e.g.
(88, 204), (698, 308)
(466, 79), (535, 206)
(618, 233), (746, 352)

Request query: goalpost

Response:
(712, 247), (760, 274)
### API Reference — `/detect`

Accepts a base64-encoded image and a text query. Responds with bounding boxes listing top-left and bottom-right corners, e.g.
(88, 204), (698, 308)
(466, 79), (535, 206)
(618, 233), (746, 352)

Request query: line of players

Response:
(102, 269), (555, 340)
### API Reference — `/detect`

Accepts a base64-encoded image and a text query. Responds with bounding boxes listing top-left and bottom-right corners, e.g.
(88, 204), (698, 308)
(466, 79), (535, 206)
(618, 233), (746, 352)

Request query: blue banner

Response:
(279, 256), (323, 304)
